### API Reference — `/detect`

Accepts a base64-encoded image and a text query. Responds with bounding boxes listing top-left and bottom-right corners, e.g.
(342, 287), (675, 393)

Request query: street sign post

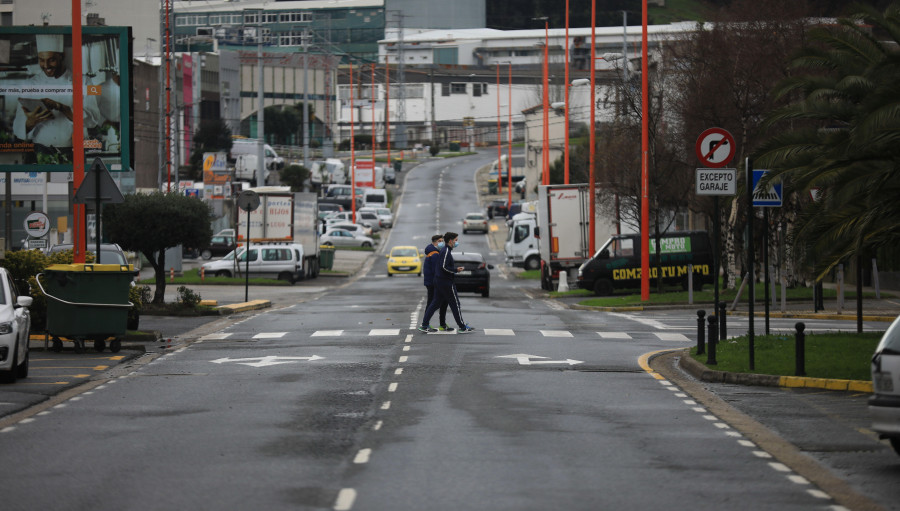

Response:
(696, 128), (737, 339)
(695, 128), (736, 168)
(752, 169), (783, 207)
(237, 190), (260, 302)
(695, 168), (737, 196)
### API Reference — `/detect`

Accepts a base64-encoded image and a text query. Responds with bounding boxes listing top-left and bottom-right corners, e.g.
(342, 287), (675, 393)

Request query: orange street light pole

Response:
(542, 19), (550, 185)
(564, 0), (570, 184)
(350, 62), (357, 217)
(507, 62), (513, 206)
(72, 0), (85, 263)
(496, 65), (503, 194)
(641, 0), (650, 301)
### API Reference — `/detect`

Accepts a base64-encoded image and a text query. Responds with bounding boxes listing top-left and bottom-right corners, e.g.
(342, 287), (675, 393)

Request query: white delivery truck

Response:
(235, 186), (321, 279)
(504, 184), (615, 291)
(231, 138), (284, 184)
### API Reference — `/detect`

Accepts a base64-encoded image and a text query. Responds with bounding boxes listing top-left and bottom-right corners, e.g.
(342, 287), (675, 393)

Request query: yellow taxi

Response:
(386, 245), (423, 276)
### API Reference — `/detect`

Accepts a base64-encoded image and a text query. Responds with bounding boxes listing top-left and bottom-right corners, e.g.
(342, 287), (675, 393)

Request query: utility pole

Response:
(256, 11), (265, 187)
(394, 12), (407, 149)
(302, 27), (310, 168)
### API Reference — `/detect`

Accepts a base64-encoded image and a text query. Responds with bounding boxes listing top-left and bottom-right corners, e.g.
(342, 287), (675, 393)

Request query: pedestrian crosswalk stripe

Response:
(598, 332), (632, 339)
(541, 330), (573, 338)
(483, 328), (515, 336)
(311, 330), (343, 337)
(369, 329), (401, 336)
(654, 333), (691, 342)
(200, 333), (232, 340)
(253, 332), (288, 339)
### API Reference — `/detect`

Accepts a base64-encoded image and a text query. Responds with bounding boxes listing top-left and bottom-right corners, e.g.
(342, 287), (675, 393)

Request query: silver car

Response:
(321, 229), (374, 248)
(0, 268), (32, 384)
(871, 315), (900, 456)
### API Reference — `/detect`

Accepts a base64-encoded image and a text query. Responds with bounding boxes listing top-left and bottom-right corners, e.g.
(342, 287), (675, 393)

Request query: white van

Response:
(201, 243), (305, 284)
(310, 158), (347, 188)
(362, 188), (388, 209)
(231, 138), (284, 171)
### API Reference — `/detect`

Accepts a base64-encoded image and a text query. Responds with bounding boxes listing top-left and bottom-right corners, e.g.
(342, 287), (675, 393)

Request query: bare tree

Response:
(666, 0), (810, 288)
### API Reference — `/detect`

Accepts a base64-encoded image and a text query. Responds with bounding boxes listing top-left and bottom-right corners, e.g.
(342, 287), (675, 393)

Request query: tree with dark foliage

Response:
(103, 193), (213, 303)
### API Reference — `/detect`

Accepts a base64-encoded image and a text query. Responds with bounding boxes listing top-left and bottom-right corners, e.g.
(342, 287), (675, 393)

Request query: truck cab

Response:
(504, 212), (540, 271)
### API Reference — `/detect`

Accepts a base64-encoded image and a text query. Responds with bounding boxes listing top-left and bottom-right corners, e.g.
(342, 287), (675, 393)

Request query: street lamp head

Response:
(550, 101), (565, 109)
(571, 78), (590, 86)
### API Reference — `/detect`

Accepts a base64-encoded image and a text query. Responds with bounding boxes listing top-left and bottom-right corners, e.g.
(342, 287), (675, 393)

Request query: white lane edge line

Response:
(334, 488), (357, 510)
(353, 448), (372, 464)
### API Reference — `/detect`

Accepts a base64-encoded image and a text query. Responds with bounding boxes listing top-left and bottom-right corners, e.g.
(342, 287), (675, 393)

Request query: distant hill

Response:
(485, 0), (895, 29)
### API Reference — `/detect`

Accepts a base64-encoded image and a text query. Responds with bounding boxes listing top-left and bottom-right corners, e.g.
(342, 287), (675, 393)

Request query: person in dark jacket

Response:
(418, 231), (475, 333)
(422, 234), (450, 331)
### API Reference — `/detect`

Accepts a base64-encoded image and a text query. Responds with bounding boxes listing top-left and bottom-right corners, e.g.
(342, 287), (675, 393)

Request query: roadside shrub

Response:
(2, 249), (48, 291)
(176, 286), (202, 308)
(429, 144), (440, 157)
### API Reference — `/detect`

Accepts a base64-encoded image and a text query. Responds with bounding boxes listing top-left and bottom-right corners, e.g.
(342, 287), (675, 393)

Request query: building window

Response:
(472, 83), (488, 97)
(433, 47), (458, 66)
(441, 83), (450, 96)
(450, 83), (467, 95)
(0, 12), (11, 26)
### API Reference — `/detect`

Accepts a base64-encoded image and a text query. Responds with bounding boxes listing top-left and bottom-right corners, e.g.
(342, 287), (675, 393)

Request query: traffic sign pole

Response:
(746, 157), (755, 371)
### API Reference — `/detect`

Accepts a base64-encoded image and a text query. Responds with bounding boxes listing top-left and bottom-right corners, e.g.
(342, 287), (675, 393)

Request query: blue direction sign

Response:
(752, 169), (783, 207)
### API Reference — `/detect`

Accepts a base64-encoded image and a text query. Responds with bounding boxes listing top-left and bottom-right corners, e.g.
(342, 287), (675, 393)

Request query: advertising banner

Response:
(0, 26), (133, 172)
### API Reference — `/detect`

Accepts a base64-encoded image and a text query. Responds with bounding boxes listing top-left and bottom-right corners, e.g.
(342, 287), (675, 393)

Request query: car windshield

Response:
(876, 317), (900, 353)
(466, 214), (486, 220)
(377, 209), (391, 215)
(392, 248), (417, 257)
(98, 250), (127, 264)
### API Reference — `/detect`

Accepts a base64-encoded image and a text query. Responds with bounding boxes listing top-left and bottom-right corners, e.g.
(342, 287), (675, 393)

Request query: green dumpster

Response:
(393, 158), (402, 172)
(488, 179), (498, 194)
(319, 245), (335, 270)
(449, 141), (461, 152)
(37, 263), (134, 353)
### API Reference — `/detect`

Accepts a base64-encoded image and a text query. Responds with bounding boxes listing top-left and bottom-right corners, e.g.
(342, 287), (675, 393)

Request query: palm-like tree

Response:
(756, 3), (900, 277)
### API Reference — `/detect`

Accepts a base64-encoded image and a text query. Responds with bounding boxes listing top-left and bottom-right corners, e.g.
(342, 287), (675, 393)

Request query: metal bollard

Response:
(718, 301), (727, 340)
(706, 315), (718, 365)
(795, 322), (806, 377)
(696, 310), (706, 356)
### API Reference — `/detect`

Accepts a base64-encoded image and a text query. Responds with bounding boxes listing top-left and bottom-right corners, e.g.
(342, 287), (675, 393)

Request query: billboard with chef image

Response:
(0, 26), (133, 171)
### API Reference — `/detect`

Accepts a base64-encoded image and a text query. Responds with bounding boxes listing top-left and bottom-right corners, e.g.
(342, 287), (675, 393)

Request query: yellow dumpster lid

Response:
(46, 263), (134, 272)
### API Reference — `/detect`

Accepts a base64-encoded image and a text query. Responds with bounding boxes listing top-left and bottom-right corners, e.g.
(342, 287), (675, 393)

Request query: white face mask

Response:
(437, 241), (445, 249)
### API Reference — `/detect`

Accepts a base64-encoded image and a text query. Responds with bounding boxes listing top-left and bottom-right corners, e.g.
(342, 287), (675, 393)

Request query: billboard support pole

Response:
(72, 0), (86, 263)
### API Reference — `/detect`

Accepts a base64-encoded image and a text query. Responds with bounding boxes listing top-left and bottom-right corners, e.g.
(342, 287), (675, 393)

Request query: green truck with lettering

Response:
(575, 231), (714, 295)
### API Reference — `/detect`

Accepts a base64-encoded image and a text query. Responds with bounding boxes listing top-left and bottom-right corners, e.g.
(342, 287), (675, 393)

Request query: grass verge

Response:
(689, 332), (881, 381)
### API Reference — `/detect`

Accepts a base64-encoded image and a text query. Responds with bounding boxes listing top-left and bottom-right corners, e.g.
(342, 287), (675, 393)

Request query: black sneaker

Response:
(457, 325), (476, 334)
(439, 325), (455, 332)
(417, 325), (437, 333)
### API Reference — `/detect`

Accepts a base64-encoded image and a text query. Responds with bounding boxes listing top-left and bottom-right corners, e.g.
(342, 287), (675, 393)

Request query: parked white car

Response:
(355, 209), (382, 232)
(201, 243), (306, 284)
(321, 229), (374, 248)
(0, 267), (32, 384)
(327, 222), (373, 237)
(871, 315), (900, 456)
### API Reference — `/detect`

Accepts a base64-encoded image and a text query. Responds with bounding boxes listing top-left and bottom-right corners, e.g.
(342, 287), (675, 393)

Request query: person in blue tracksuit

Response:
(422, 234), (450, 331)
(419, 231), (475, 333)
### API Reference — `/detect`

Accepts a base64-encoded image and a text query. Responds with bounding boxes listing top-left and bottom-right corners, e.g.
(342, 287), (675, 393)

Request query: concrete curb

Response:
(567, 302), (897, 321)
(216, 299), (272, 315)
(676, 348), (873, 393)
(730, 311), (897, 322)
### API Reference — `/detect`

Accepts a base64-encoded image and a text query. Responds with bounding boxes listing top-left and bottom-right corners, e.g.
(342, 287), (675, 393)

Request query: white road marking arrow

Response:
(496, 354), (584, 366)
(210, 355), (324, 368)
